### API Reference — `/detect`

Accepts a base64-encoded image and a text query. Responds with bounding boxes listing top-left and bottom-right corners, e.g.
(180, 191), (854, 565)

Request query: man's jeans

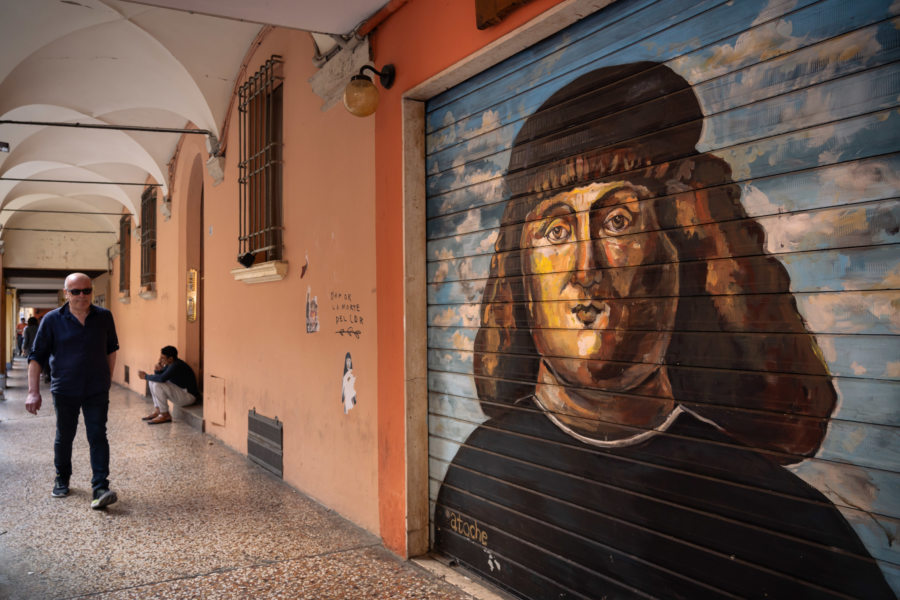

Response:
(53, 392), (110, 492)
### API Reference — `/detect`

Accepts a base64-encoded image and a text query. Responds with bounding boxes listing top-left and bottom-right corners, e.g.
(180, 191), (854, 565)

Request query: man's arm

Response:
(141, 361), (175, 382)
(107, 351), (117, 379)
(26, 360), (43, 414)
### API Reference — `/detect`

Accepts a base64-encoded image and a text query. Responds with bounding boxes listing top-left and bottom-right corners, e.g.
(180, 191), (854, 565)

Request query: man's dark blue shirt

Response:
(145, 358), (199, 399)
(29, 303), (119, 396)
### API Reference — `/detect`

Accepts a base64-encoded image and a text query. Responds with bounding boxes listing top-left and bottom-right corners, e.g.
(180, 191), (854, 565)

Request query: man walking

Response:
(26, 273), (120, 509)
(16, 317), (26, 356)
(138, 345), (199, 424)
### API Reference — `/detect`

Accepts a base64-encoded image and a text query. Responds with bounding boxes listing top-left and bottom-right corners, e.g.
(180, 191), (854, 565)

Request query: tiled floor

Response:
(0, 357), (477, 600)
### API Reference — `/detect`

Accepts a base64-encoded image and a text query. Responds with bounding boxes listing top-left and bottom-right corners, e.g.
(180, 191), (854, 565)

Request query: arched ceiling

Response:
(0, 0), (264, 229)
(0, 0), (387, 306)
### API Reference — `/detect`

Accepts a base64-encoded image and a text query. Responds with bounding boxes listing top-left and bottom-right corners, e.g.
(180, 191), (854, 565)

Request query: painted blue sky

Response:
(425, 0), (899, 587)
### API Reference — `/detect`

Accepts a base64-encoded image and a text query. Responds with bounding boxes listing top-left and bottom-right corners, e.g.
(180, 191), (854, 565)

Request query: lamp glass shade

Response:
(343, 77), (379, 117)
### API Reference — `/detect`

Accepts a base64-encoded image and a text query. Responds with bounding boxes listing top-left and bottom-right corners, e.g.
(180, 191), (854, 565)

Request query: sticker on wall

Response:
(341, 352), (357, 414)
(306, 286), (319, 333)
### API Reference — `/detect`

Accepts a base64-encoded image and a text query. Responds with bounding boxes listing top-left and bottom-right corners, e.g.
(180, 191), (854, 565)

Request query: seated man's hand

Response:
(138, 370), (147, 380)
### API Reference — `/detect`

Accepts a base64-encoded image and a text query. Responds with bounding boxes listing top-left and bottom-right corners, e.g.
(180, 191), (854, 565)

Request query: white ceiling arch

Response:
(0, 174), (138, 230)
(3, 195), (121, 236)
(0, 124), (166, 222)
(0, 0), (264, 284)
(0, 0), (263, 214)
(2, 123), (169, 184)
(0, 0), (386, 293)
(0, 17), (219, 133)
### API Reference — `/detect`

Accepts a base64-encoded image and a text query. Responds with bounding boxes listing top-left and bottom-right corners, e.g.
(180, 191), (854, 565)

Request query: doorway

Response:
(185, 155), (205, 390)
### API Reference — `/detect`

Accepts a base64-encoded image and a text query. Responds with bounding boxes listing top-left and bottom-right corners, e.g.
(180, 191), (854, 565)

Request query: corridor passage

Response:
(0, 357), (473, 600)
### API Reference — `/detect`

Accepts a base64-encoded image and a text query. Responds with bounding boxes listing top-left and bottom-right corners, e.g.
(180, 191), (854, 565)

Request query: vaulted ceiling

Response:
(0, 0), (387, 306)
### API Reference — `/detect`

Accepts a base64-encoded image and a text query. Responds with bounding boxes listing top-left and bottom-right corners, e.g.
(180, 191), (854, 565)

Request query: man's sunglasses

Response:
(67, 288), (93, 296)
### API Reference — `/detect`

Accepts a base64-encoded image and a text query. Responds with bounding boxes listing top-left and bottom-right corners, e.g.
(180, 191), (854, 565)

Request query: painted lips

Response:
(572, 302), (609, 327)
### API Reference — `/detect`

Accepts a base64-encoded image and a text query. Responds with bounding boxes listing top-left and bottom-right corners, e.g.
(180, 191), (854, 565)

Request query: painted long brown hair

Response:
(473, 62), (836, 463)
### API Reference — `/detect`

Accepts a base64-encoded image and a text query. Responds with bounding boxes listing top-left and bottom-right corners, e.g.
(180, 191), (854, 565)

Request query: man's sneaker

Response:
(51, 477), (69, 498)
(90, 488), (118, 510)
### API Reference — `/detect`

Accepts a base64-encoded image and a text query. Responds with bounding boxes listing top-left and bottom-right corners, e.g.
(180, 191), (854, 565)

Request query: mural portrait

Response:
(426, 3), (900, 596)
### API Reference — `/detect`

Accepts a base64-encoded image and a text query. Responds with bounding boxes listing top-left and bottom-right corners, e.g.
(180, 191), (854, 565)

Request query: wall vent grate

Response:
(248, 409), (283, 478)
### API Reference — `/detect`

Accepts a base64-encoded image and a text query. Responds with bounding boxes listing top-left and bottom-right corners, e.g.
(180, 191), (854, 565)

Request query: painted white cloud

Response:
(817, 335), (838, 363)
(431, 247), (455, 282)
(762, 211), (815, 254)
(476, 230), (499, 254)
(431, 305), (481, 328)
(870, 295), (900, 334)
(740, 184), (778, 216)
(761, 201), (888, 256)
(432, 261), (449, 283)
(432, 307), (459, 327)
(459, 304), (481, 327)
(798, 292), (900, 335)
(825, 159), (900, 202)
(451, 330), (473, 351)
(438, 169), (506, 215)
(884, 361), (900, 378)
(457, 208), (483, 234)
(790, 459), (879, 509)
(752, 0), (799, 26)
(674, 12), (807, 85)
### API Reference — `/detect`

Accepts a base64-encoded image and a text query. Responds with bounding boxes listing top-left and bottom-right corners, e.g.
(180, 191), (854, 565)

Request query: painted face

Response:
(521, 181), (679, 393)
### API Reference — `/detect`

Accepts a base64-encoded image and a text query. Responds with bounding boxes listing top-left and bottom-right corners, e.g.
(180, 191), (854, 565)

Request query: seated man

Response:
(138, 346), (199, 424)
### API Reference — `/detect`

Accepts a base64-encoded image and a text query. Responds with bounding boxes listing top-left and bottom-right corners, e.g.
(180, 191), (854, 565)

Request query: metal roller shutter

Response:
(425, 1), (900, 598)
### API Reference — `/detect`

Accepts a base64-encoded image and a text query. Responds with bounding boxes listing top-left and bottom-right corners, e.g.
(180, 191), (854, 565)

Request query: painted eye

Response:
(603, 208), (633, 234)
(545, 222), (570, 243)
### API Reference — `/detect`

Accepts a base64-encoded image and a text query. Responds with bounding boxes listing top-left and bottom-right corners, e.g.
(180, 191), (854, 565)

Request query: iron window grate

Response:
(119, 215), (131, 293)
(238, 56), (284, 265)
(140, 187), (156, 287)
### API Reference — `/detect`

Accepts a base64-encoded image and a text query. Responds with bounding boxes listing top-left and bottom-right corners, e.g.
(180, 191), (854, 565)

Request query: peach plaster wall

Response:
(109, 176), (185, 397)
(370, 0), (570, 556)
(199, 28), (380, 533)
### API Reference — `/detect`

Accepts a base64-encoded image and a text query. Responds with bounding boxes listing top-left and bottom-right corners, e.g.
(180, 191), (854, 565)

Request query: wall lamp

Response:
(343, 64), (395, 117)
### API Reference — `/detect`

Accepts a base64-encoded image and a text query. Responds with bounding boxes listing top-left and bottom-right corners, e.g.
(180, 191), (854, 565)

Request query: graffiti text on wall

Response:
(331, 291), (364, 338)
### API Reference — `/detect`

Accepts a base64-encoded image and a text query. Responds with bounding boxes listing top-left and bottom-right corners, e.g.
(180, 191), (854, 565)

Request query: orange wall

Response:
(108, 0), (573, 554)
(198, 28), (381, 532)
(109, 174), (186, 395)
(370, 0), (568, 556)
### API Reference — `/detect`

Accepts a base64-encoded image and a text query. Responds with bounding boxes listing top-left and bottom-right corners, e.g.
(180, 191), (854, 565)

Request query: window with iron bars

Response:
(238, 55), (284, 265)
(119, 215), (131, 295)
(140, 187), (157, 288)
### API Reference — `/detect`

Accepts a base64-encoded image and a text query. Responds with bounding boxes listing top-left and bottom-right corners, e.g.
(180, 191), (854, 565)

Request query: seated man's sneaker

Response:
(51, 477), (69, 498)
(91, 488), (118, 510)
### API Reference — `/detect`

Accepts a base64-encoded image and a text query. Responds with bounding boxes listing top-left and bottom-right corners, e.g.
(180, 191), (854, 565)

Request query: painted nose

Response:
(570, 237), (603, 288)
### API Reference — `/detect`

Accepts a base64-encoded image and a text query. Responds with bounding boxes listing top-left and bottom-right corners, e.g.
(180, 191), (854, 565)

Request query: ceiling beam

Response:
(0, 177), (161, 187)
(0, 119), (212, 136)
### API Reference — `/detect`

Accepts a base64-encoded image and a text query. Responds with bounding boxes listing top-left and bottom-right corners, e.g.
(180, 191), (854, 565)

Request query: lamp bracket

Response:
(359, 64), (395, 89)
